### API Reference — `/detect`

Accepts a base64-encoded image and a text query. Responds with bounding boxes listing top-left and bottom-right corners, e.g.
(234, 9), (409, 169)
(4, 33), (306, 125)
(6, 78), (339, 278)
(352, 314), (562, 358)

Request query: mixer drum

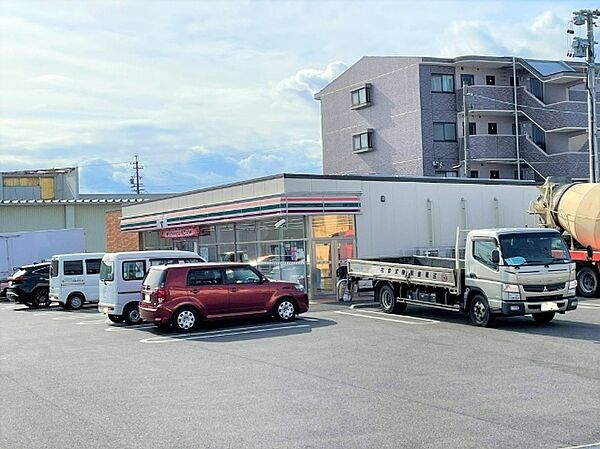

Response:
(553, 183), (600, 250)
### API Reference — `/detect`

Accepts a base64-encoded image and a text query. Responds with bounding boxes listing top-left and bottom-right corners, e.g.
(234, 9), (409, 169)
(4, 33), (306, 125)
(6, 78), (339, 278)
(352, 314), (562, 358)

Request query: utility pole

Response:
(512, 57), (521, 180)
(463, 84), (470, 178)
(130, 155), (144, 194)
(569, 9), (600, 183)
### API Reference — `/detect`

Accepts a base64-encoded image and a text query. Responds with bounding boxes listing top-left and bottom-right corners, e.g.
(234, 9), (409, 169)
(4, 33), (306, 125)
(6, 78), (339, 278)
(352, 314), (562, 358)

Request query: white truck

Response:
(343, 228), (578, 326)
(0, 229), (86, 296)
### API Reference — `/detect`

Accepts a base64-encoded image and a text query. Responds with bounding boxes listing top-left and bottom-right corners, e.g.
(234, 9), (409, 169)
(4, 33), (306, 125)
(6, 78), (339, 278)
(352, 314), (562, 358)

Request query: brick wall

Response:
(105, 209), (140, 252)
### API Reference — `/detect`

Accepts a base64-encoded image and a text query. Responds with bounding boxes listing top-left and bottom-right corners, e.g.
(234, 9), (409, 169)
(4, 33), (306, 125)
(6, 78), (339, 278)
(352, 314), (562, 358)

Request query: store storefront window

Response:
(257, 218), (280, 241)
(236, 221), (257, 242)
(282, 216), (306, 240)
(198, 245), (218, 262)
(311, 215), (355, 238)
(142, 231), (173, 250)
(200, 226), (217, 244)
(217, 224), (235, 244)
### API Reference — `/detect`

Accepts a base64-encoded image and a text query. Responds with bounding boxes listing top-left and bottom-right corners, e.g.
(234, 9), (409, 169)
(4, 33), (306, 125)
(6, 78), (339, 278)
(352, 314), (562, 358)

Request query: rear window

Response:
(33, 266), (50, 276)
(99, 259), (114, 282)
(143, 268), (167, 288)
(63, 260), (84, 276)
(122, 260), (146, 281)
(85, 259), (101, 275)
(187, 268), (224, 286)
(51, 260), (59, 277)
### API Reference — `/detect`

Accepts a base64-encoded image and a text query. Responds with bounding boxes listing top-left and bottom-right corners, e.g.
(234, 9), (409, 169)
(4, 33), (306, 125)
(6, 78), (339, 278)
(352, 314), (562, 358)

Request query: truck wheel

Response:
(123, 303), (143, 325)
(107, 314), (124, 323)
(577, 267), (599, 298)
(532, 312), (555, 325)
(469, 294), (495, 327)
(378, 284), (407, 314)
(67, 294), (84, 310)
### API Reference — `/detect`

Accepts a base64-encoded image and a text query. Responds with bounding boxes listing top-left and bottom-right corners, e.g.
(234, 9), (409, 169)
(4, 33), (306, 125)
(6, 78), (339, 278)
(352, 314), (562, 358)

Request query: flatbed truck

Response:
(343, 228), (578, 326)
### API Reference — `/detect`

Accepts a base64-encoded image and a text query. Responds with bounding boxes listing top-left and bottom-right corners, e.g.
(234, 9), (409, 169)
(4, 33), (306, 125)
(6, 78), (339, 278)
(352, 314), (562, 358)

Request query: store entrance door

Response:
(312, 239), (354, 296)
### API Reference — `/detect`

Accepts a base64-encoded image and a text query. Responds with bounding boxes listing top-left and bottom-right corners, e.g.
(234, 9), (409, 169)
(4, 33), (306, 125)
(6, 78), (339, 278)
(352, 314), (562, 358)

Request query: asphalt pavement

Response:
(0, 297), (599, 449)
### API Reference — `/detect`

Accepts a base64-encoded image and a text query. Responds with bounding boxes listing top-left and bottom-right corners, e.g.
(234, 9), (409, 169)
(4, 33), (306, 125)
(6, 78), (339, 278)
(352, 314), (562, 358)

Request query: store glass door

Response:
(312, 239), (354, 296)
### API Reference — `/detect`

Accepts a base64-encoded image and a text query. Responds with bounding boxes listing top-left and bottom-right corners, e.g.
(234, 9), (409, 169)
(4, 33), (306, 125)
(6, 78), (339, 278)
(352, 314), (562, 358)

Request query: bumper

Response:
(139, 303), (172, 324)
(49, 293), (65, 305)
(97, 302), (124, 316)
(296, 294), (309, 314)
(6, 290), (27, 303)
(500, 297), (577, 315)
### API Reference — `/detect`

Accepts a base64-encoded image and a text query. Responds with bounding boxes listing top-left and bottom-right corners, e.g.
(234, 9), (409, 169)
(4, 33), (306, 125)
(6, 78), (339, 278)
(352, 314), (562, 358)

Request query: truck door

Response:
(467, 238), (503, 308)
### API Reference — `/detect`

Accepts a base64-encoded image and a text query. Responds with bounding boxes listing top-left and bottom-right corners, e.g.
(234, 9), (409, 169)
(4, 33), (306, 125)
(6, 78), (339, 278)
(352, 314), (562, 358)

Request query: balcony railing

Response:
(457, 86), (588, 131)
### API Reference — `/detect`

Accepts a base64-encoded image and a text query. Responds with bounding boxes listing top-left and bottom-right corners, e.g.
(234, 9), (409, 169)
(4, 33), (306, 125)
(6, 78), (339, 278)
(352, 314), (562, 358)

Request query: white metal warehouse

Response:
(119, 174), (540, 298)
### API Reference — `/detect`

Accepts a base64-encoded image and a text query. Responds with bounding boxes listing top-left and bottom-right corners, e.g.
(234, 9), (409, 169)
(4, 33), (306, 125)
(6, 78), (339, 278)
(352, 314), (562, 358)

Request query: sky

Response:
(0, 0), (593, 193)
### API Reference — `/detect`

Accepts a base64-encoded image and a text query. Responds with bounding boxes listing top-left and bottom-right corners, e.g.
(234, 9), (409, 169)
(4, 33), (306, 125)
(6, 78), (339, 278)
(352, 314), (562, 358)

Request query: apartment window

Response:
(352, 131), (373, 152)
(486, 75), (496, 86)
(468, 123), (477, 135)
(530, 78), (544, 102)
(350, 85), (372, 108)
(460, 74), (475, 87)
(433, 123), (456, 141)
(490, 170), (500, 179)
(510, 76), (520, 87)
(431, 74), (455, 93)
(487, 123), (498, 135)
(435, 171), (458, 177)
(470, 170), (479, 178)
(511, 123), (523, 135)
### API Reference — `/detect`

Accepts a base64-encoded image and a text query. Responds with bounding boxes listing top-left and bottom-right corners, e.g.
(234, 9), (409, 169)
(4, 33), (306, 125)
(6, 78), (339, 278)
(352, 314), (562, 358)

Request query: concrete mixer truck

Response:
(532, 180), (600, 297)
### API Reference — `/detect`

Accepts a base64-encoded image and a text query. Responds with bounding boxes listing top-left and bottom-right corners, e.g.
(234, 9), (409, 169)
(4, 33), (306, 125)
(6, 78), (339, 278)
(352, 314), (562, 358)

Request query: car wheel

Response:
(173, 307), (199, 332)
(469, 294), (495, 327)
(532, 312), (555, 325)
(107, 314), (124, 324)
(274, 298), (296, 321)
(32, 288), (51, 308)
(577, 266), (599, 298)
(123, 303), (143, 325)
(67, 294), (84, 310)
(378, 284), (407, 314)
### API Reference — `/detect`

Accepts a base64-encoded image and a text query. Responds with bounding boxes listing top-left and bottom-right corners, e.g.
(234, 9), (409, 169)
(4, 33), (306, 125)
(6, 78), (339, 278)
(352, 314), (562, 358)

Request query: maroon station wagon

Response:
(139, 262), (309, 332)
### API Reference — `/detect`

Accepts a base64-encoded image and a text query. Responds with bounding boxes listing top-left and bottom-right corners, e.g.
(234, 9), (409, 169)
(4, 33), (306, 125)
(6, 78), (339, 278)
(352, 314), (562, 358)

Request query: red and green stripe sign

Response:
(121, 195), (361, 232)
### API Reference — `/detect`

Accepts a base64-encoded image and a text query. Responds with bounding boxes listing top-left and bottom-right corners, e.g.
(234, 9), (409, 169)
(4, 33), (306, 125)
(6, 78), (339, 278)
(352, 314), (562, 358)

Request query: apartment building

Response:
(314, 55), (594, 181)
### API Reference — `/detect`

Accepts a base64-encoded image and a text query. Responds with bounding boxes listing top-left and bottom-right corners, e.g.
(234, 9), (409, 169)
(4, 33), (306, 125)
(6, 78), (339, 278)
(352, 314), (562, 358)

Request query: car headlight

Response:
(567, 279), (577, 295)
(294, 283), (305, 292)
(502, 283), (522, 301)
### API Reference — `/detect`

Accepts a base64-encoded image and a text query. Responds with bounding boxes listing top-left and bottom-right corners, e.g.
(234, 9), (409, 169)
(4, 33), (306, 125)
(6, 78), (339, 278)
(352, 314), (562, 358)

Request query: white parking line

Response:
(105, 324), (155, 332)
(52, 316), (78, 320)
(32, 312), (55, 316)
(359, 309), (440, 323)
(557, 442), (600, 449)
(140, 323), (309, 344)
(335, 311), (439, 325)
(75, 319), (108, 325)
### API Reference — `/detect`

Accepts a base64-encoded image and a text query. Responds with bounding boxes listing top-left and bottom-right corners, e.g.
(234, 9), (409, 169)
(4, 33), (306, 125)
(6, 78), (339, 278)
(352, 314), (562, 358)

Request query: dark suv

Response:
(6, 263), (51, 308)
(140, 262), (309, 332)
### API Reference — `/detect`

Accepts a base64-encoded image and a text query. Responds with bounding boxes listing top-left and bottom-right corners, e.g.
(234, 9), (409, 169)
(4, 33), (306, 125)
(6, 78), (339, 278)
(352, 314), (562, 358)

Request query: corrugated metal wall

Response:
(0, 204), (121, 252)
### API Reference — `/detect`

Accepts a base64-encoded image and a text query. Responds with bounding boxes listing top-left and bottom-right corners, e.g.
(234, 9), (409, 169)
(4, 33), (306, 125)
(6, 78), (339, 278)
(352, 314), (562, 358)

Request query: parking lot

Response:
(1, 298), (599, 449)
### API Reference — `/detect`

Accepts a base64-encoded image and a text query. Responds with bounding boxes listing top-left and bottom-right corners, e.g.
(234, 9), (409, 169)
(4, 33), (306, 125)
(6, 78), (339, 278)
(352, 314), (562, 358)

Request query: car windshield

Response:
(99, 258), (114, 281)
(499, 232), (571, 266)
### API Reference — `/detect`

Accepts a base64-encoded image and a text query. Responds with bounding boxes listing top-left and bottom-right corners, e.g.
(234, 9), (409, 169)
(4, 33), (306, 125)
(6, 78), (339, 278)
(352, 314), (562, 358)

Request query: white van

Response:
(98, 250), (204, 324)
(49, 253), (105, 309)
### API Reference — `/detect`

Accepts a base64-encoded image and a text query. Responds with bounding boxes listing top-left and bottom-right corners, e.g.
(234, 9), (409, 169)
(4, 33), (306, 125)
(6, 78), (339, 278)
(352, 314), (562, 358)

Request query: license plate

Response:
(144, 294), (151, 303)
(541, 302), (559, 312)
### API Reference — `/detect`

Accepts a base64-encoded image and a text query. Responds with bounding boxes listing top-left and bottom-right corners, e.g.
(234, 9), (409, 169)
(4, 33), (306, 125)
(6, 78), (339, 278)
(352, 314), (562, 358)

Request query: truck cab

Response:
(464, 228), (578, 325)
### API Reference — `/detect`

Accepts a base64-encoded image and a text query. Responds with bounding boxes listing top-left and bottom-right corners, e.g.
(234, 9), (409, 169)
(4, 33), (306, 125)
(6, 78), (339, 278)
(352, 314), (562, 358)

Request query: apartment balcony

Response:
(457, 86), (588, 132)
(459, 134), (589, 179)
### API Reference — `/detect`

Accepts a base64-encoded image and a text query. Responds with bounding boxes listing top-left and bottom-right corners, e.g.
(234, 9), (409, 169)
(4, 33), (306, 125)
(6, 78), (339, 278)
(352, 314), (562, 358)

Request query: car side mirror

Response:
(491, 249), (500, 265)
(587, 245), (594, 260)
(260, 276), (268, 284)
